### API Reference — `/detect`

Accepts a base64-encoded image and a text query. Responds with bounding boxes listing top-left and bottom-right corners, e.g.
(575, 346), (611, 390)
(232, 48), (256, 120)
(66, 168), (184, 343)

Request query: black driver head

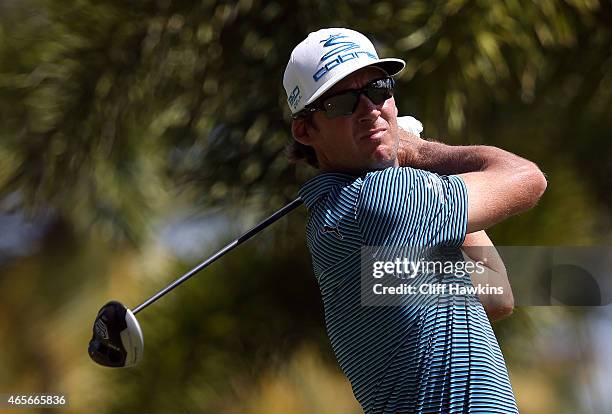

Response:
(88, 301), (143, 368)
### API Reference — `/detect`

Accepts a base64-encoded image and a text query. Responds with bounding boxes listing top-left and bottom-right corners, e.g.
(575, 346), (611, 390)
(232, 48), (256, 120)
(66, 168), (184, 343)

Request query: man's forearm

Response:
(398, 128), (506, 175)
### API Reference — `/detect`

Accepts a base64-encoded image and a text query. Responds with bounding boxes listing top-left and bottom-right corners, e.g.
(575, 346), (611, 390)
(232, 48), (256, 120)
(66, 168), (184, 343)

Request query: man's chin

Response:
(371, 146), (398, 169)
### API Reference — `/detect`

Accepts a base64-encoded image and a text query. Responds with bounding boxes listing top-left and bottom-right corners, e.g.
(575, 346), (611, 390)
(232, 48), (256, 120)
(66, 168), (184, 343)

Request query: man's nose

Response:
(356, 93), (381, 123)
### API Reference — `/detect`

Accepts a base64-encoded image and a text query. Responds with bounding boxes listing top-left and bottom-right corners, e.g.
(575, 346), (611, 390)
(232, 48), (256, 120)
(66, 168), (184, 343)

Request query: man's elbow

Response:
(528, 163), (548, 203)
(516, 163), (547, 210)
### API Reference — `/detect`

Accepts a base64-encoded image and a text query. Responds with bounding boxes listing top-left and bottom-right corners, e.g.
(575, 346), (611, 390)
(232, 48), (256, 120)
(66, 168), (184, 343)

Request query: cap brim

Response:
(304, 58), (405, 108)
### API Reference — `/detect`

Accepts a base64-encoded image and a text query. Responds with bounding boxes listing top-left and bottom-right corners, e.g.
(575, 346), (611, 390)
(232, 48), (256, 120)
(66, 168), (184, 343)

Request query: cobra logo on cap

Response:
(313, 33), (376, 82)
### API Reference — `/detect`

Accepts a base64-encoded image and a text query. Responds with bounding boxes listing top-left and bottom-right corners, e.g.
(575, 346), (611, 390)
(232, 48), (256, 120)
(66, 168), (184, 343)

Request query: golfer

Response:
(283, 28), (546, 413)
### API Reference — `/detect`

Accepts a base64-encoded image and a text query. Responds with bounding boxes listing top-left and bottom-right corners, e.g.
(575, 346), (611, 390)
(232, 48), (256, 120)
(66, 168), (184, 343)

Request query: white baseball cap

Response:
(283, 28), (405, 115)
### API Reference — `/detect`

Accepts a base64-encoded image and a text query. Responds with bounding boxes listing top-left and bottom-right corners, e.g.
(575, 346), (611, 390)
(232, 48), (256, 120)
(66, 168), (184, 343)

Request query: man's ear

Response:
(291, 118), (317, 146)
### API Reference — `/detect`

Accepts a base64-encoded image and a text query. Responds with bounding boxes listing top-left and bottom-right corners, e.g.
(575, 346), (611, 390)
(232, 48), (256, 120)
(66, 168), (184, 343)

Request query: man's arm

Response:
(462, 230), (514, 322)
(397, 129), (547, 233)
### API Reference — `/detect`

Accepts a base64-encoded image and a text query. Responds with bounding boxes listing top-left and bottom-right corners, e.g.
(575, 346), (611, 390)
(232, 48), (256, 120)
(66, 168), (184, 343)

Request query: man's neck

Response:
(319, 159), (399, 176)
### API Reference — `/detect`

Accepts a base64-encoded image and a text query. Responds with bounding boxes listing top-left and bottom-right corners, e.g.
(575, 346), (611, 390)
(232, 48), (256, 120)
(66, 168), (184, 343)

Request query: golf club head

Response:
(88, 301), (143, 368)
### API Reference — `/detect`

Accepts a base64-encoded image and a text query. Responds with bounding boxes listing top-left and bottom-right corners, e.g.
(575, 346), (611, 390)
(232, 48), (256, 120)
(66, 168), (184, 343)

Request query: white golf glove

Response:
(397, 116), (423, 138)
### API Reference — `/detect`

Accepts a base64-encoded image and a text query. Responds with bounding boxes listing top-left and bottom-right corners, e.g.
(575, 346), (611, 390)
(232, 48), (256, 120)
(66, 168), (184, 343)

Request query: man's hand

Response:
(397, 129), (427, 168)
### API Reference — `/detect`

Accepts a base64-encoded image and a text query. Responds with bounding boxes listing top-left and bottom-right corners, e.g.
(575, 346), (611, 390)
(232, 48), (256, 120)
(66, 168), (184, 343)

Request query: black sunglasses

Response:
(294, 77), (395, 119)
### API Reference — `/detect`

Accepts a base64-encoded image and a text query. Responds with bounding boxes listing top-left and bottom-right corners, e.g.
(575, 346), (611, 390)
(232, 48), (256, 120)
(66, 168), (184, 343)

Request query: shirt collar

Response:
(298, 172), (358, 209)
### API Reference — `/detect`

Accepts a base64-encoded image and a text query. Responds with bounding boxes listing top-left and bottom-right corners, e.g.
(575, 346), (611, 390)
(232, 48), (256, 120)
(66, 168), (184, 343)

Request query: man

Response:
(283, 28), (546, 413)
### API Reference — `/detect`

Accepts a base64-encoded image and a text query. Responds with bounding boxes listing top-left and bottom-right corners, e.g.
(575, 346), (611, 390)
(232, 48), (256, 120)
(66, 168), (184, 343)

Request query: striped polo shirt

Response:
(299, 166), (518, 414)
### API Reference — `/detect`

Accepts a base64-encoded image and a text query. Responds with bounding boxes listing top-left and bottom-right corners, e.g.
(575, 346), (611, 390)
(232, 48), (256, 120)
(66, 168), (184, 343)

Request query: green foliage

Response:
(1, 1), (612, 412)
(1, 0), (611, 242)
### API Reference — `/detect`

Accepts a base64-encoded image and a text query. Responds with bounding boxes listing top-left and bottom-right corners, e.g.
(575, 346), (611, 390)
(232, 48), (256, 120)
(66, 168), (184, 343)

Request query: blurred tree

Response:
(1, 1), (612, 412)
(1, 0), (611, 243)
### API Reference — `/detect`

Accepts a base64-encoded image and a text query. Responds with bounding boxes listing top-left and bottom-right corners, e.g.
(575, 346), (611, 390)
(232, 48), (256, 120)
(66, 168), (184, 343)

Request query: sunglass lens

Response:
(365, 79), (393, 105)
(323, 93), (359, 118)
(365, 87), (390, 105)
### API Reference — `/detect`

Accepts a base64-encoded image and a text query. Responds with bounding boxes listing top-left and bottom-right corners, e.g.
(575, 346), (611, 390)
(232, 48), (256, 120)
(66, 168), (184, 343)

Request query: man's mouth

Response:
(360, 128), (387, 141)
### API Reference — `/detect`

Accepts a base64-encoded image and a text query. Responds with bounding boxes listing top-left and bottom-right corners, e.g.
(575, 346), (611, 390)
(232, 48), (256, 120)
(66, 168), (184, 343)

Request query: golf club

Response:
(88, 197), (303, 368)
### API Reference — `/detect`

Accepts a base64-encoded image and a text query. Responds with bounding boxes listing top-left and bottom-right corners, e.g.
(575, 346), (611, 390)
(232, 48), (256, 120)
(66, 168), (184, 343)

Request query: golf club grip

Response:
(132, 197), (303, 314)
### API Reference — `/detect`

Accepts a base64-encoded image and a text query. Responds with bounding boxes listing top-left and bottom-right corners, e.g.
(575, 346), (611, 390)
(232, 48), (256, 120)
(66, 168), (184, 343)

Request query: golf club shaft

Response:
(132, 197), (303, 314)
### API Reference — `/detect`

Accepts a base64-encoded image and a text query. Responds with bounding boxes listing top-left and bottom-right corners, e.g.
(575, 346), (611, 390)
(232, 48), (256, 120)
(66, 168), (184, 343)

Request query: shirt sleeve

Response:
(356, 167), (468, 247)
